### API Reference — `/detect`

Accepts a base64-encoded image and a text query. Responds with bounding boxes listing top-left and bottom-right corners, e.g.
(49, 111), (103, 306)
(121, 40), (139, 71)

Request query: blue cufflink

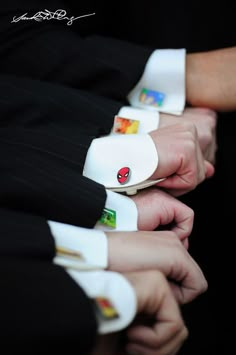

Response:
(139, 88), (165, 107)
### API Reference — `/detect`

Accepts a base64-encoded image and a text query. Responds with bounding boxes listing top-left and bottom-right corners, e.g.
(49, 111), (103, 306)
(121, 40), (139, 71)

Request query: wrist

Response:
(186, 52), (203, 107)
(106, 232), (123, 271)
(186, 51), (223, 110)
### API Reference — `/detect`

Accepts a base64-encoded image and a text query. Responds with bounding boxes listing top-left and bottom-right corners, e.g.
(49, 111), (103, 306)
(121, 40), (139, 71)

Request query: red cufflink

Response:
(117, 167), (130, 184)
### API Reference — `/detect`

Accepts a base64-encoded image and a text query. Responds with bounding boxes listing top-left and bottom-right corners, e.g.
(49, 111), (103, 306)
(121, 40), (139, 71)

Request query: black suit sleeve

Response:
(0, 74), (120, 227)
(0, 208), (97, 354)
(0, 1), (153, 102)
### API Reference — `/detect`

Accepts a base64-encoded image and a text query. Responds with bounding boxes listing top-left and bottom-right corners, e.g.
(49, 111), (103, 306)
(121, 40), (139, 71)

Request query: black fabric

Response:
(0, 208), (97, 354)
(0, 207), (54, 259)
(0, 73), (120, 134)
(0, 74), (126, 227)
(0, 1), (157, 226)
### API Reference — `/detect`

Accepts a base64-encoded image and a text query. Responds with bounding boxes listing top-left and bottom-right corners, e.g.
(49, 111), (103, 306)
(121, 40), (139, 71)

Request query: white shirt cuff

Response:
(83, 134), (158, 189)
(48, 220), (108, 270)
(67, 269), (137, 334)
(95, 190), (138, 232)
(127, 49), (186, 115)
(111, 106), (159, 134)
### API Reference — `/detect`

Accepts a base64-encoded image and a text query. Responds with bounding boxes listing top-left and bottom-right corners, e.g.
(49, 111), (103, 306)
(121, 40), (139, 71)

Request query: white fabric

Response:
(127, 49), (186, 115)
(67, 269), (137, 334)
(83, 134), (158, 189)
(95, 190), (138, 231)
(112, 106), (159, 134)
(48, 220), (108, 270)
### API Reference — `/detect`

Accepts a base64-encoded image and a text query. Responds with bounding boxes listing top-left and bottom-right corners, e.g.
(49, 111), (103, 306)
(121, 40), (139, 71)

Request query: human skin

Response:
(125, 270), (189, 355)
(159, 107), (218, 164)
(130, 187), (194, 248)
(92, 270), (189, 355)
(107, 230), (208, 304)
(186, 46), (236, 112)
(149, 122), (215, 196)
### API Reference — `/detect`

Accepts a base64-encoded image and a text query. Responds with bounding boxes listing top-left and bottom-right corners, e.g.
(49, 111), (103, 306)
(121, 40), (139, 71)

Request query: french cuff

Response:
(83, 134), (158, 194)
(48, 220), (108, 270)
(67, 269), (137, 334)
(95, 190), (138, 232)
(111, 106), (159, 135)
(127, 49), (186, 115)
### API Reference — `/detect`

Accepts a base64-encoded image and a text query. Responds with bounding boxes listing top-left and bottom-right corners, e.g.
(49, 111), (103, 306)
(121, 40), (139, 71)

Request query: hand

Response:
(91, 271), (188, 355)
(159, 107), (218, 164)
(107, 230), (208, 304)
(149, 122), (215, 196)
(124, 270), (188, 355)
(130, 187), (194, 247)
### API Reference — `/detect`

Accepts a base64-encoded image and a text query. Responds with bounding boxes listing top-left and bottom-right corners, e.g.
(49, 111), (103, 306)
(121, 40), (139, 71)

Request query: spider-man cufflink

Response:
(117, 167), (131, 185)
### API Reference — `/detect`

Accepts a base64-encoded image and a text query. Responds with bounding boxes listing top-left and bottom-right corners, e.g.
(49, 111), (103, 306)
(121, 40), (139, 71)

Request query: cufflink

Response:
(56, 246), (85, 261)
(93, 296), (120, 320)
(98, 208), (116, 228)
(113, 116), (140, 134)
(117, 167), (131, 185)
(139, 88), (165, 107)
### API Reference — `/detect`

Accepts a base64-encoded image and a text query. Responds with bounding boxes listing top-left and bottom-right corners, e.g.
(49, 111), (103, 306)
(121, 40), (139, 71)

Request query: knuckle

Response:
(187, 208), (194, 221)
(186, 170), (198, 189)
(181, 121), (195, 132)
(207, 114), (217, 128)
(169, 320), (185, 336)
(198, 169), (206, 183)
(188, 122), (198, 137)
(204, 131), (212, 141)
(181, 325), (189, 342)
(209, 109), (218, 119)
(201, 278), (208, 293)
(189, 135), (197, 146)
(201, 107), (217, 118)
(179, 121), (197, 138)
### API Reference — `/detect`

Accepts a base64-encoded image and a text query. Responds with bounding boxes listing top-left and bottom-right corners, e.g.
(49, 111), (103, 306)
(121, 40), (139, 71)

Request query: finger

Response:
(168, 255), (208, 304)
(126, 335), (187, 355)
(204, 160), (215, 178)
(156, 174), (194, 193)
(182, 237), (189, 250)
(127, 280), (185, 348)
(127, 322), (185, 351)
(171, 203), (194, 242)
(205, 135), (217, 164)
(126, 325), (187, 355)
(195, 137), (208, 184)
